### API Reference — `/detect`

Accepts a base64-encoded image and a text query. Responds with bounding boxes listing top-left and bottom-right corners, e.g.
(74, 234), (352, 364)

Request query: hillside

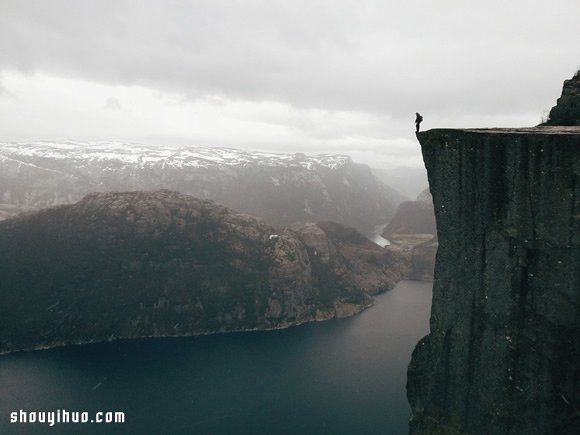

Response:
(0, 190), (406, 354)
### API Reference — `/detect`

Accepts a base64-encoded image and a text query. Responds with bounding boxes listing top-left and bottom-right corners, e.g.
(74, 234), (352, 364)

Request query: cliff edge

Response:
(408, 127), (580, 434)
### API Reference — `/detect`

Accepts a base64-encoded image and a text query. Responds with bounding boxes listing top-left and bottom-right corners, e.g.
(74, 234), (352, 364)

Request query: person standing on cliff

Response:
(415, 112), (423, 133)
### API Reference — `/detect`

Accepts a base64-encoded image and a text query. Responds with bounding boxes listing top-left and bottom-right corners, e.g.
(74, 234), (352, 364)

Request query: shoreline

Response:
(0, 298), (375, 357)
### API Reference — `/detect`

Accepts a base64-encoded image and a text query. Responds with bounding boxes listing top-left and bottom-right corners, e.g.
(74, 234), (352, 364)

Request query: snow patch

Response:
(0, 141), (351, 171)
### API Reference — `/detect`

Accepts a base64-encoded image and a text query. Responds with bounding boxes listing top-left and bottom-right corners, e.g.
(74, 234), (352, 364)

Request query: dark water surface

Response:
(0, 280), (432, 435)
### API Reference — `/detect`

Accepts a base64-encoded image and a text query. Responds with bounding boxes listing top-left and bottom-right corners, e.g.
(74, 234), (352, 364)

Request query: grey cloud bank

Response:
(0, 0), (579, 167)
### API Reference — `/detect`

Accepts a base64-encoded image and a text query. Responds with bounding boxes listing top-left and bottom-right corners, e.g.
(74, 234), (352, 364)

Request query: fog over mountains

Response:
(0, 141), (404, 234)
(0, 141), (430, 353)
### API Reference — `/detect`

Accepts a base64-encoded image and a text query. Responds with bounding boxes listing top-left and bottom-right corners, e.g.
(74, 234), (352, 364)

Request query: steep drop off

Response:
(0, 190), (404, 354)
(408, 127), (580, 434)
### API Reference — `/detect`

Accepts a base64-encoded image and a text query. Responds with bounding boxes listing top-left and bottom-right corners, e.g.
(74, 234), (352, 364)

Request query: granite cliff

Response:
(407, 127), (580, 434)
(0, 190), (404, 354)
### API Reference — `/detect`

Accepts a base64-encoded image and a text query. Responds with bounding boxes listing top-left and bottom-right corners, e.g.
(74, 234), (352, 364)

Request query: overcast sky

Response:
(1, 0), (579, 168)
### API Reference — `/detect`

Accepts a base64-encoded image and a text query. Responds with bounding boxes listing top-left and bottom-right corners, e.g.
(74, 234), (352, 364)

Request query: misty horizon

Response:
(1, 0), (579, 169)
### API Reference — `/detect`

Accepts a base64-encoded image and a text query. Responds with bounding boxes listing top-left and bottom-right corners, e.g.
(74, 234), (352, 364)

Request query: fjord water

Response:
(0, 280), (432, 435)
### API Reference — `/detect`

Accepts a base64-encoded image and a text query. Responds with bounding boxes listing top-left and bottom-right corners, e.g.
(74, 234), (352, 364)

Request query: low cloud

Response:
(0, 78), (15, 99)
(0, 1), (578, 168)
(1, 1), (578, 118)
(104, 96), (121, 110)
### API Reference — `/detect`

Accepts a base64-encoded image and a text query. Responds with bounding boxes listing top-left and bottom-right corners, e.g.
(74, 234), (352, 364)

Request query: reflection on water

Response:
(0, 280), (432, 435)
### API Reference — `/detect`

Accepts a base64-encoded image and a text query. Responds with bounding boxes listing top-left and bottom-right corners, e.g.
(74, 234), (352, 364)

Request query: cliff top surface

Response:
(419, 126), (580, 136)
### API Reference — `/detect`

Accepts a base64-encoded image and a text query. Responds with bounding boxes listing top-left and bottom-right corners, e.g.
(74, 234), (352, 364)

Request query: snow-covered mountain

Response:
(0, 141), (350, 170)
(0, 141), (401, 233)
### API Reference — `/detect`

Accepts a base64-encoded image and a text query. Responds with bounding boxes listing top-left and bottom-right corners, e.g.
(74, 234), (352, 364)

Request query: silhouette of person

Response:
(415, 113), (423, 133)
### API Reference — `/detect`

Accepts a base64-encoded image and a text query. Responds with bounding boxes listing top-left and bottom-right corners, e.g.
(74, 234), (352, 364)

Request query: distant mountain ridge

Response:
(0, 141), (401, 233)
(0, 141), (351, 169)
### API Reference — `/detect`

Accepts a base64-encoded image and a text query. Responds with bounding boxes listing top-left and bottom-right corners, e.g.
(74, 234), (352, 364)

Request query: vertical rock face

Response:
(544, 70), (580, 126)
(408, 128), (580, 434)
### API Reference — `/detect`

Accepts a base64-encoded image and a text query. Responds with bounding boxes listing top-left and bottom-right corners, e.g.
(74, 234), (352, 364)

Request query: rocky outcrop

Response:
(382, 188), (437, 281)
(0, 142), (400, 233)
(408, 127), (580, 434)
(383, 188), (436, 243)
(295, 221), (408, 296)
(405, 237), (438, 282)
(0, 190), (405, 354)
(385, 238), (436, 282)
(544, 70), (580, 126)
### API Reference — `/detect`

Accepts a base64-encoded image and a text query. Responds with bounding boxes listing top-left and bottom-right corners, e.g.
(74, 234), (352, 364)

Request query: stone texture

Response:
(406, 237), (438, 282)
(544, 70), (580, 126)
(408, 127), (580, 434)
